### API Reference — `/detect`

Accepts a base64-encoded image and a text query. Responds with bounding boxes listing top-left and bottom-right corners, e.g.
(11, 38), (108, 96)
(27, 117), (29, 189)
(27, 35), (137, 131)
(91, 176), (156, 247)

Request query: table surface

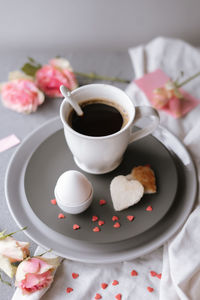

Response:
(0, 49), (133, 299)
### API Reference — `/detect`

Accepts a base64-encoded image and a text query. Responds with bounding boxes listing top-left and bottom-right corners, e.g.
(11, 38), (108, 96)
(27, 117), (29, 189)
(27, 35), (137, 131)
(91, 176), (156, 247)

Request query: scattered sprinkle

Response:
(101, 283), (108, 289)
(72, 272), (79, 279)
(58, 213), (65, 219)
(150, 271), (157, 277)
(147, 286), (154, 293)
(146, 205), (153, 211)
(127, 215), (134, 222)
(131, 270), (138, 276)
(99, 199), (106, 206)
(112, 280), (119, 286)
(113, 222), (121, 228)
(66, 287), (73, 293)
(73, 224), (80, 230)
(157, 273), (162, 279)
(95, 293), (102, 299)
(112, 216), (119, 221)
(50, 199), (57, 205)
(98, 220), (105, 226)
(92, 215), (98, 222)
(115, 293), (122, 300)
(93, 226), (100, 232)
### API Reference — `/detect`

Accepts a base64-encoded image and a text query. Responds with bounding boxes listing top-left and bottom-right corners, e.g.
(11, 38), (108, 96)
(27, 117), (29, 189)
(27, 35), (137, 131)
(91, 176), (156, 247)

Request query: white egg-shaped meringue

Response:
(54, 170), (93, 214)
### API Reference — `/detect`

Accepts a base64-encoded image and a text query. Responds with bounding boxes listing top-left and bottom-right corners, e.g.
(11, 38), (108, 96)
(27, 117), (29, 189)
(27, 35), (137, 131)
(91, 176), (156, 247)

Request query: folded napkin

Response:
(126, 37), (200, 300)
(12, 37), (200, 300)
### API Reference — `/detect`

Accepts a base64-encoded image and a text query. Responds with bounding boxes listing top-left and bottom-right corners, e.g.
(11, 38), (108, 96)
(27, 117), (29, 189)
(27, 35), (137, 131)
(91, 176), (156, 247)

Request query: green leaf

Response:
(28, 57), (36, 63)
(21, 63), (41, 77)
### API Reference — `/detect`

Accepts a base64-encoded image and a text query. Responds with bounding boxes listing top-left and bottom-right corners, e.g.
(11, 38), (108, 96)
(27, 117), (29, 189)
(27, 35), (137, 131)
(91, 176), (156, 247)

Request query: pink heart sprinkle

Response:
(157, 273), (162, 279)
(112, 280), (119, 286)
(93, 226), (100, 232)
(150, 270), (157, 277)
(99, 199), (106, 206)
(115, 293), (122, 300)
(146, 206), (153, 211)
(98, 220), (105, 226)
(147, 286), (154, 293)
(113, 222), (120, 228)
(92, 215), (98, 222)
(95, 293), (102, 299)
(51, 199), (57, 205)
(66, 287), (73, 293)
(112, 216), (119, 221)
(131, 270), (138, 276)
(73, 224), (80, 230)
(58, 213), (65, 219)
(101, 283), (108, 289)
(127, 215), (134, 222)
(72, 272), (79, 279)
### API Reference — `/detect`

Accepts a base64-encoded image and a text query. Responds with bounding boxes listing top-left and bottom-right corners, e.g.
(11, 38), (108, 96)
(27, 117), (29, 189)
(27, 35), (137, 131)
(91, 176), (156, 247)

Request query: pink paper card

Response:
(134, 69), (200, 118)
(0, 134), (20, 153)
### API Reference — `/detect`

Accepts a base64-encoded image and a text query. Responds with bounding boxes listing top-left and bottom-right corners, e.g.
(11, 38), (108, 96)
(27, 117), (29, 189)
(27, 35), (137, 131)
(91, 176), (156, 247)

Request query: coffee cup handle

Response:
(129, 106), (160, 143)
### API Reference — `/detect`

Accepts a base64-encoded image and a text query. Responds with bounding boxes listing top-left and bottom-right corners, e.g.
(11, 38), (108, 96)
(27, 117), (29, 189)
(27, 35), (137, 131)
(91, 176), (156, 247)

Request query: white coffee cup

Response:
(60, 84), (159, 174)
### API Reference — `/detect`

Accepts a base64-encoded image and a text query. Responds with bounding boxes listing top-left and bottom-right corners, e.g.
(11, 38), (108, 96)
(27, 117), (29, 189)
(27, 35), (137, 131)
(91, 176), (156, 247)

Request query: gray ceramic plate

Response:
(5, 117), (197, 263)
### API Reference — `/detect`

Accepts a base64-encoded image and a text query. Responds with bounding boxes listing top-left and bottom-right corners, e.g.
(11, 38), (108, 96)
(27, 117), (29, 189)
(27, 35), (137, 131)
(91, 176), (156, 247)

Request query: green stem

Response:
(37, 249), (52, 257)
(0, 226), (27, 240)
(177, 71), (200, 88)
(74, 71), (130, 84)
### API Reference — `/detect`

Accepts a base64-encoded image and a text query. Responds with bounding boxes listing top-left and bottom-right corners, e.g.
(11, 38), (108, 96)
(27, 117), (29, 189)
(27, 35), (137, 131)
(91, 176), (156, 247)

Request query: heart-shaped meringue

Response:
(110, 175), (144, 211)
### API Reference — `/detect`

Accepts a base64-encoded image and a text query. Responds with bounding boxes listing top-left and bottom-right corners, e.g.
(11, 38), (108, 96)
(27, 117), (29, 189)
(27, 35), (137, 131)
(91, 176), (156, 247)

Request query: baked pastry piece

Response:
(110, 175), (144, 211)
(131, 165), (156, 194)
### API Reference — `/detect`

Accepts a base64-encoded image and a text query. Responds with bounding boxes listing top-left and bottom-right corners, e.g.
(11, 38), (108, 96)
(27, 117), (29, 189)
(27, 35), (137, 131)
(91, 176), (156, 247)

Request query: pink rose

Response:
(36, 58), (78, 97)
(15, 257), (60, 294)
(1, 79), (44, 114)
(152, 87), (169, 109)
(0, 236), (29, 278)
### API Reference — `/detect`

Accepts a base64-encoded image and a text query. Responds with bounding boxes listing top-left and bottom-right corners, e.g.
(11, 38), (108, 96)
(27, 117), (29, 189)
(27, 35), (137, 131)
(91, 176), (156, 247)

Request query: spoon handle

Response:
(60, 85), (83, 116)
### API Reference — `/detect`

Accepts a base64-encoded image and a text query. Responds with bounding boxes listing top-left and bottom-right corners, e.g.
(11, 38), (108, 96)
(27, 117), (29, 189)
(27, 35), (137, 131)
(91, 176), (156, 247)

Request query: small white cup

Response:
(60, 84), (159, 174)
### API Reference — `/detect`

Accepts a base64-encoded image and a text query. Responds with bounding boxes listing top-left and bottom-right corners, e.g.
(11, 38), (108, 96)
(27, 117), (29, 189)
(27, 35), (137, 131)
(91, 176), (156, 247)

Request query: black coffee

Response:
(68, 99), (126, 137)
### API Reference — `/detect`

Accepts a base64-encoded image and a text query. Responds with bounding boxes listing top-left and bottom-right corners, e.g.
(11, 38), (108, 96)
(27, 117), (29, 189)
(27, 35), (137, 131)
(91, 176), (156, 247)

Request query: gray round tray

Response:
(5, 117), (197, 263)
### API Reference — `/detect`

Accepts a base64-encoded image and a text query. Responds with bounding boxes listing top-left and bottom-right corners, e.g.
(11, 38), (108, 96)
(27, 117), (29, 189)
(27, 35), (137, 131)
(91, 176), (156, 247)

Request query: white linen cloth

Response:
(12, 37), (200, 300)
